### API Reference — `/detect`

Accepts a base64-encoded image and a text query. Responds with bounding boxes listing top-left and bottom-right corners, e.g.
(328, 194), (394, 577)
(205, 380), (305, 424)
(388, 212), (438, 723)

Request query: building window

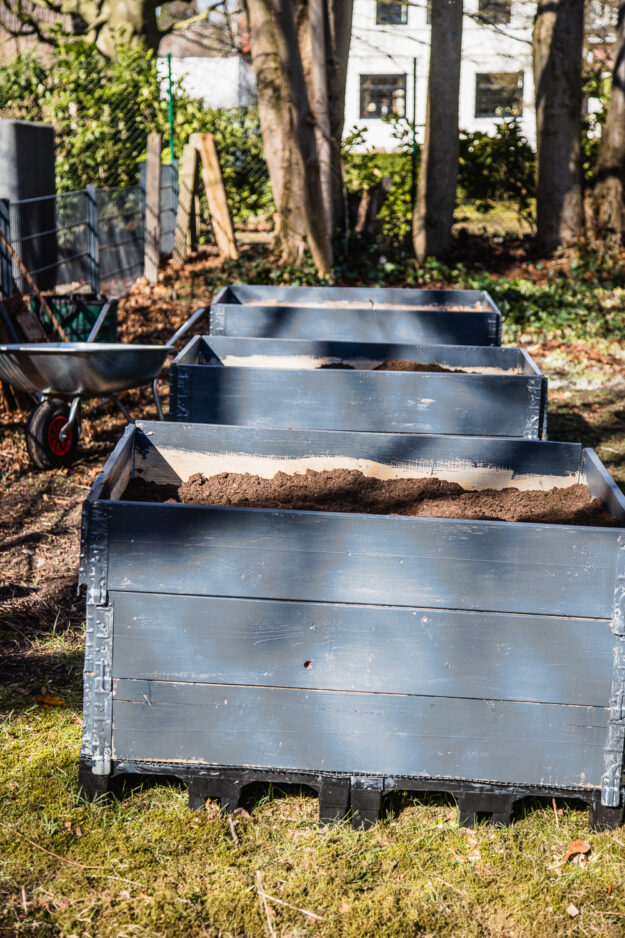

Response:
(475, 72), (523, 118)
(375, 2), (408, 25)
(360, 74), (407, 119)
(477, 0), (512, 25)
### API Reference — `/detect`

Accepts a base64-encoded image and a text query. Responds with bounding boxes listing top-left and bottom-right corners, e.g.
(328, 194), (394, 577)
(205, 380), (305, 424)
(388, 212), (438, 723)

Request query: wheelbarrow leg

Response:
(59, 396), (81, 440)
(152, 378), (164, 420)
(110, 396), (134, 423)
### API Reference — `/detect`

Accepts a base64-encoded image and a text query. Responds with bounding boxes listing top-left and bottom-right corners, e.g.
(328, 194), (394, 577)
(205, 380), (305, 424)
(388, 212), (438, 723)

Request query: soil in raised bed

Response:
(317, 360), (466, 373)
(123, 469), (619, 527)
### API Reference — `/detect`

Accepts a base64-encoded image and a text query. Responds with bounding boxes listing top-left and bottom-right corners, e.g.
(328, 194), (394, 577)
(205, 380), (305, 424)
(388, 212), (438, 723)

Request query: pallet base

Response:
(78, 760), (625, 830)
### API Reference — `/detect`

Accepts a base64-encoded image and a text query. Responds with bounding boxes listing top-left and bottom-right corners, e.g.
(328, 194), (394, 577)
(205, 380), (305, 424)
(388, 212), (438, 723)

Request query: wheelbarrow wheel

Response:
(26, 399), (80, 470)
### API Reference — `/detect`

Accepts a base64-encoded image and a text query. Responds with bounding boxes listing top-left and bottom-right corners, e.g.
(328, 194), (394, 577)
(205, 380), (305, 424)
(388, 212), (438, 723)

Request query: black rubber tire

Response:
(25, 399), (80, 470)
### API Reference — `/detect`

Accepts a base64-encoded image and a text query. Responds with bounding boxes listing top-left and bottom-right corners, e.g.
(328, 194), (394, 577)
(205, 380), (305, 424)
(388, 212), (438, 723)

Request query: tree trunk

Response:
(413, 0), (463, 260)
(533, 0), (585, 253)
(591, 3), (625, 249)
(245, 0), (352, 274)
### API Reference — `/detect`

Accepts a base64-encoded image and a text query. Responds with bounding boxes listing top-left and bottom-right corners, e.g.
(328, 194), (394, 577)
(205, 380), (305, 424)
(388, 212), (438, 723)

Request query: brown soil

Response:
(317, 360), (466, 373)
(123, 469), (619, 527)
(375, 359), (465, 373)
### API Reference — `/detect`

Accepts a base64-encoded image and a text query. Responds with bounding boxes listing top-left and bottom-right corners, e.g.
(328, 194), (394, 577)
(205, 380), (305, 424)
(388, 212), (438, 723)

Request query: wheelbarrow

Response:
(0, 306), (209, 469)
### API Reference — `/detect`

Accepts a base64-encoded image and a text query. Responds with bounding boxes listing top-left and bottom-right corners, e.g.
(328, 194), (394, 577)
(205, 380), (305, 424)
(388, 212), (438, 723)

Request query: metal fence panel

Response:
(96, 186), (144, 296)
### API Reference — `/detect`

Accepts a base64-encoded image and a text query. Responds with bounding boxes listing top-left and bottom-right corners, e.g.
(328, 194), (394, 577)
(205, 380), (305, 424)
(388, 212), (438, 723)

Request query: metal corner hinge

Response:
(81, 602), (113, 776)
(84, 504), (109, 606)
(176, 370), (191, 421)
(611, 536), (625, 636)
(211, 304), (225, 334)
(601, 640), (625, 807)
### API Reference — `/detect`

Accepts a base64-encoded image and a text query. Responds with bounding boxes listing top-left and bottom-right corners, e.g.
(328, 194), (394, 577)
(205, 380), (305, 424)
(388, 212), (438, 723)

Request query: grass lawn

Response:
(3, 251), (625, 937)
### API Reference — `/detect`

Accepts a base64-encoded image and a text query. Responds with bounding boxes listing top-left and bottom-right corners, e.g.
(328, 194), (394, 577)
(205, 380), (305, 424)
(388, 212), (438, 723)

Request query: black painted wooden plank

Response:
(213, 285), (498, 311)
(111, 680), (607, 789)
(106, 503), (619, 618)
(180, 336), (531, 371)
(133, 422), (583, 485)
(210, 304), (501, 345)
(87, 424), (135, 503)
(109, 590), (614, 706)
(179, 366), (541, 437)
(583, 449), (625, 521)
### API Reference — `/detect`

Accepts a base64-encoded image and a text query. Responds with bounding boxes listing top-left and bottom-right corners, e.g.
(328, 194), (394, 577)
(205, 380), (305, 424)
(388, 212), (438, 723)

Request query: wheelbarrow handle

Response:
(166, 306), (210, 349)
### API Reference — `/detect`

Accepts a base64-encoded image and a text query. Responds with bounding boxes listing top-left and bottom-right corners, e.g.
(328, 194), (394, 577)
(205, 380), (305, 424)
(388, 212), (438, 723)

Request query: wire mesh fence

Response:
(96, 186), (144, 295)
(3, 185), (144, 299)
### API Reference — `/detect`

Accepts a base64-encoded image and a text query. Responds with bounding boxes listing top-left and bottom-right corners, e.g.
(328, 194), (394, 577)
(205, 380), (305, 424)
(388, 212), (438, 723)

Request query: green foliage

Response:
(581, 65), (611, 184)
(0, 43), (168, 190)
(343, 120), (419, 241)
(0, 43), (273, 223)
(458, 120), (536, 222)
(343, 119), (536, 240)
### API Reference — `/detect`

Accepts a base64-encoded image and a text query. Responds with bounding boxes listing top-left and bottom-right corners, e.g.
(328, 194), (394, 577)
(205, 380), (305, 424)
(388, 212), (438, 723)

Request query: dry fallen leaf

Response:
(339, 903), (351, 914)
(567, 903), (580, 918)
(561, 839), (590, 863)
(452, 851), (470, 863)
(36, 694), (66, 709)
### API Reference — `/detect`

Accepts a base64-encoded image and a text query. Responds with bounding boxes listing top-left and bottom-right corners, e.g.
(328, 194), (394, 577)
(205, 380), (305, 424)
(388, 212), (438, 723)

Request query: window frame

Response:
(359, 73), (408, 120)
(474, 71), (524, 119)
(477, 0), (512, 26)
(375, 1), (409, 26)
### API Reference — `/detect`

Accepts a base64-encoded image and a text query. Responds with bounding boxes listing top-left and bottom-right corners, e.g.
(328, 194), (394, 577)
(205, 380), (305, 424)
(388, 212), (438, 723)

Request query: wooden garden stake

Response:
(173, 143), (199, 264)
(191, 133), (239, 260)
(144, 132), (162, 283)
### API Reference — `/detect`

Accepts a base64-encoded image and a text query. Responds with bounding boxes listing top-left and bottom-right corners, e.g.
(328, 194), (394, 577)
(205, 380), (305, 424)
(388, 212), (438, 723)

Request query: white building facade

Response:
(162, 1), (539, 149)
(345, 0), (536, 148)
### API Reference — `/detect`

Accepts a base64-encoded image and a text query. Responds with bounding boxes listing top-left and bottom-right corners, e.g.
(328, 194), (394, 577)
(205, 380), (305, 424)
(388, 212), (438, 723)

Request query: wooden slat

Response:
(583, 449), (625, 521)
(190, 133), (238, 261)
(112, 680), (608, 789)
(144, 133), (161, 283)
(110, 591), (615, 706)
(132, 422), (583, 488)
(210, 303), (501, 346)
(179, 366), (542, 437)
(194, 336), (528, 370)
(173, 143), (199, 264)
(106, 503), (619, 618)
(214, 284), (498, 311)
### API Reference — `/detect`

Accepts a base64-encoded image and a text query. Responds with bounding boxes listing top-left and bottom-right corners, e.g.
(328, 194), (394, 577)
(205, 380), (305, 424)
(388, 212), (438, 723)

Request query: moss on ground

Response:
(3, 630), (625, 937)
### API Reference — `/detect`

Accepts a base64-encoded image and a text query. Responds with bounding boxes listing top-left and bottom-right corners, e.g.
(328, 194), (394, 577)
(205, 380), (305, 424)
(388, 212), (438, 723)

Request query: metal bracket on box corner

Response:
(82, 603), (113, 777)
(602, 651), (625, 807)
(601, 540), (625, 806)
(175, 369), (191, 421)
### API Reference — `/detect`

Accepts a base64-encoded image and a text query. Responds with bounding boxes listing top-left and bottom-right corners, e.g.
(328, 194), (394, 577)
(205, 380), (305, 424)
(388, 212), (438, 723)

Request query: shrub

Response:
(457, 119), (535, 222)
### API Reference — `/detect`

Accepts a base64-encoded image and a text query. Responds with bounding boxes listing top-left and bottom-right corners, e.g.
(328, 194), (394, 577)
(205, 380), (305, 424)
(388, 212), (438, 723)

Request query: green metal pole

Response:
(411, 57), (417, 205)
(167, 53), (175, 163)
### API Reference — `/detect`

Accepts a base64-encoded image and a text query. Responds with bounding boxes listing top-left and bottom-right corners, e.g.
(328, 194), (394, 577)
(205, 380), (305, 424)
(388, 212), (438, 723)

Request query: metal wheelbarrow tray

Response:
(79, 421), (625, 829)
(0, 307), (207, 469)
(211, 285), (502, 345)
(171, 336), (547, 438)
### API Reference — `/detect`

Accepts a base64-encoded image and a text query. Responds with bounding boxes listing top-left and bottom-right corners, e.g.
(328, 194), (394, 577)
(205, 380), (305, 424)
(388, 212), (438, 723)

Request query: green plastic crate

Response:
(32, 295), (118, 343)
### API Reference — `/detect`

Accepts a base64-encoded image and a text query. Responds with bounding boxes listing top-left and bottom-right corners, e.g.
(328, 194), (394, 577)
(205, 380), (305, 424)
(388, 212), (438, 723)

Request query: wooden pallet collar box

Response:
(210, 285), (502, 345)
(170, 336), (547, 438)
(78, 422), (625, 827)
